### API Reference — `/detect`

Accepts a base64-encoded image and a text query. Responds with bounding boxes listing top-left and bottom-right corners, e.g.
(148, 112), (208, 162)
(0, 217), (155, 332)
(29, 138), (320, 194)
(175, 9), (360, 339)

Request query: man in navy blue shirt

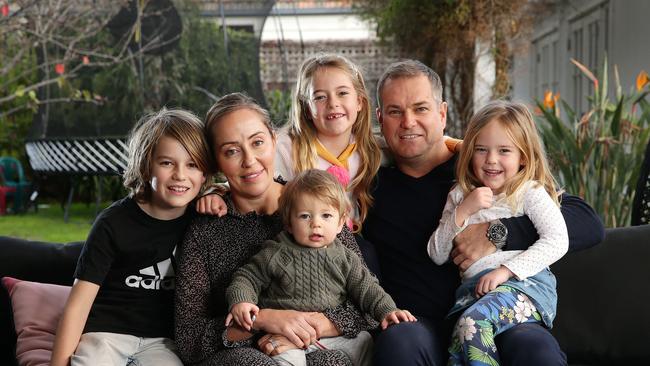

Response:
(363, 59), (604, 366)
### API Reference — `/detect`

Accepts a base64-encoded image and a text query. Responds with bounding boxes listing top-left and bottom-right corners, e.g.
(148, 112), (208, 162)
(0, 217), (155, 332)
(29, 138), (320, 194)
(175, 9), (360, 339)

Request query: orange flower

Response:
(1, 4), (8, 17)
(82, 55), (90, 65)
(543, 90), (559, 109)
(55, 63), (65, 75)
(636, 70), (649, 91)
(543, 90), (553, 109)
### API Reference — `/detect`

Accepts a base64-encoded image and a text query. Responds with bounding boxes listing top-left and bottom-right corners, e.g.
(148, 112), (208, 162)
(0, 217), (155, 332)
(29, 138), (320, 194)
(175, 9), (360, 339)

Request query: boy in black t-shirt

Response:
(51, 109), (212, 366)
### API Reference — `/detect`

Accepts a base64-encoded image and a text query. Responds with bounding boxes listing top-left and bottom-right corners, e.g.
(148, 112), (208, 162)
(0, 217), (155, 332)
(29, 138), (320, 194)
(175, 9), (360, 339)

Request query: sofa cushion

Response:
(1, 277), (70, 366)
(552, 224), (650, 364)
(0, 237), (82, 366)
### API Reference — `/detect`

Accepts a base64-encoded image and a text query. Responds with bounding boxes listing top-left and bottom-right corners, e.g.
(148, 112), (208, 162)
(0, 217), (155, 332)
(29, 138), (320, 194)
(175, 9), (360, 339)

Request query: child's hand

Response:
(380, 310), (417, 330)
(463, 187), (493, 212)
(225, 302), (259, 331)
(196, 193), (227, 217)
(456, 187), (493, 226)
(475, 266), (513, 297)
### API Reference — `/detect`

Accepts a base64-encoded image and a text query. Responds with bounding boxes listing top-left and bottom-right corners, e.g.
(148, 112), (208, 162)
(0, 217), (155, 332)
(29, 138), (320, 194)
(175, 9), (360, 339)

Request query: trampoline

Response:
(24, 0), (276, 221)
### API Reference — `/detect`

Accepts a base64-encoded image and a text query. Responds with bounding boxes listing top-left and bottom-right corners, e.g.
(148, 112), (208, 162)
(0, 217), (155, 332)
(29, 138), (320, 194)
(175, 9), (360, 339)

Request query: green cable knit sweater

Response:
(226, 231), (398, 322)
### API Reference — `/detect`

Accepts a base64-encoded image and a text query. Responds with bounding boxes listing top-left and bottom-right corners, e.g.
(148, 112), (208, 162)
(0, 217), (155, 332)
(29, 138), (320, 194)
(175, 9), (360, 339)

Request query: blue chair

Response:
(0, 157), (31, 213)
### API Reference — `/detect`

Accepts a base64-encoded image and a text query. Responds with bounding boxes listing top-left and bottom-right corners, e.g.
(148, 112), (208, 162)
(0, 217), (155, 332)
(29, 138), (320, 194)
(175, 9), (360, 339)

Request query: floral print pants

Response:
(448, 286), (542, 366)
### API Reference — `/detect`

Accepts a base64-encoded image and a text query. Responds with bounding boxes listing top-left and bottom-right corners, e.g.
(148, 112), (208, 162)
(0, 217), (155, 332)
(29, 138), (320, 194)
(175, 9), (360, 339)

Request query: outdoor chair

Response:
(0, 166), (17, 215)
(631, 137), (650, 225)
(0, 157), (31, 213)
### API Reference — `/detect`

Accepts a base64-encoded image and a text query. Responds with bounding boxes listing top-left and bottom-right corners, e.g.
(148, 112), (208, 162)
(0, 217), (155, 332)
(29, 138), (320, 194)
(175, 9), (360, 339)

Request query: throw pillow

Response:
(1, 277), (70, 366)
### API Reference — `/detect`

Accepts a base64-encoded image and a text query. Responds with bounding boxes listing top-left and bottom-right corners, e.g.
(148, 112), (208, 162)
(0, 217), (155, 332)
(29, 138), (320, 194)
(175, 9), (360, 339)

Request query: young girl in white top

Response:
(427, 100), (569, 366)
(273, 53), (382, 230)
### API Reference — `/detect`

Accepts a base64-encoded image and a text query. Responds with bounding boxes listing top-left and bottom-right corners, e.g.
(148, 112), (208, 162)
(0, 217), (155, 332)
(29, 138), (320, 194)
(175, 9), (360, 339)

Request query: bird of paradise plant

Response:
(537, 58), (650, 227)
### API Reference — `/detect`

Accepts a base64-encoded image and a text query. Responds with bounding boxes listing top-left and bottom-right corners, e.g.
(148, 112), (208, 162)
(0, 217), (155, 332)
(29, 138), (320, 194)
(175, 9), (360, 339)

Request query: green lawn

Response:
(0, 202), (110, 243)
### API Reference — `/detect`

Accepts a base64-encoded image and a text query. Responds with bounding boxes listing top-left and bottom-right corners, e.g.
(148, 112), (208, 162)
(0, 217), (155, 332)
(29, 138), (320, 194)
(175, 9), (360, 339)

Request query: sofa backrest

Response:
(552, 224), (650, 364)
(0, 237), (83, 366)
(1, 226), (649, 365)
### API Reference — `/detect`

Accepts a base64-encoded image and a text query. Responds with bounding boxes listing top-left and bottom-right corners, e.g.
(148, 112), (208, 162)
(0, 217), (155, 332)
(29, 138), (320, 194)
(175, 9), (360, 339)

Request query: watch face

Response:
(489, 224), (507, 241)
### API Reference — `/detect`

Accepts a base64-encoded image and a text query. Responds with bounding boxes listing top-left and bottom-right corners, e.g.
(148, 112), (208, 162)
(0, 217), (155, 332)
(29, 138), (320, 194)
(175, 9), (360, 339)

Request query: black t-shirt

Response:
(363, 154), (604, 335)
(74, 197), (192, 338)
(363, 157), (459, 330)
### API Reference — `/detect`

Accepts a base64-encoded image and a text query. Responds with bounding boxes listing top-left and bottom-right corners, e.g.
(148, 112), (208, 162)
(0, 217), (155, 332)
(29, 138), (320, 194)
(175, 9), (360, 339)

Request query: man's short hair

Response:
(376, 59), (443, 109)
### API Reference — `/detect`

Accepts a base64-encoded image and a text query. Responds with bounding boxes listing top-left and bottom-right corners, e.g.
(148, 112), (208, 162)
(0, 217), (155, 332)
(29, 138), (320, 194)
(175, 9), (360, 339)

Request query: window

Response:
(532, 31), (560, 101)
(568, 4), (608, 114)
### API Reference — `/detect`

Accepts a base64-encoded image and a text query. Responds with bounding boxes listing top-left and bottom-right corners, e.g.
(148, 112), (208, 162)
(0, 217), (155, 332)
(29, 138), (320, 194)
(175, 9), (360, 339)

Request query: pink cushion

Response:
(1, 277), (70, 366)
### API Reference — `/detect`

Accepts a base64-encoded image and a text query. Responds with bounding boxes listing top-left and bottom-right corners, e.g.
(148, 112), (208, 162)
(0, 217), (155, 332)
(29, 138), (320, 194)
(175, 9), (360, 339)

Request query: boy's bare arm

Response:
(50, 280), (100, 366)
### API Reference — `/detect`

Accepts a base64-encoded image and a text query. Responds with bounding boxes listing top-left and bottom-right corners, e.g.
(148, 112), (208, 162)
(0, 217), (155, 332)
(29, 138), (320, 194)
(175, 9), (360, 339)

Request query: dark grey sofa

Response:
(1, 225), (649, 365)
(550, 224), (650, 365)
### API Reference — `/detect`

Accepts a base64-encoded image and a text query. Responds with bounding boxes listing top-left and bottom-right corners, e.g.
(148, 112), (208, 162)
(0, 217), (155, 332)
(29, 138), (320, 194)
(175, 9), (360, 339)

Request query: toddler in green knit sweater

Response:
(225, 169), (416, 366)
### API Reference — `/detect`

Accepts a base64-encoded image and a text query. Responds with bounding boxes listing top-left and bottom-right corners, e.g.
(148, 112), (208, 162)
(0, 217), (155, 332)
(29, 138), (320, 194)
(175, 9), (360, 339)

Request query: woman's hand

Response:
(380, 309), (417, 330)
(224, 323), (255, 343)
(309, 312), (341, 338)
(257, 334), (299, 356)
(196, 192), (227, 216)
(254, 309), (325, 348)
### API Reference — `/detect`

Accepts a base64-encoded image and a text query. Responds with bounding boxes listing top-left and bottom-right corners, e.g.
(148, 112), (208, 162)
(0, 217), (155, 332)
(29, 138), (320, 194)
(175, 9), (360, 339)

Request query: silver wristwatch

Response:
(487, 219), (508, 250)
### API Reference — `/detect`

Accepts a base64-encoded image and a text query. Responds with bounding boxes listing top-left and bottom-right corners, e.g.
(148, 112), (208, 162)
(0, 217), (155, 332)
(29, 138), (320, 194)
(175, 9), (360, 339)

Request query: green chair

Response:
(0, 157), (31, 213)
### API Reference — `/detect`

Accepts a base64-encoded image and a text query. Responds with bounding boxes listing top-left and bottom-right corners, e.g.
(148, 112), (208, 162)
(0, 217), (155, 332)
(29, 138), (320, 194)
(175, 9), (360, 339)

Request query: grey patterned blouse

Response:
(174, 194), (370, 366)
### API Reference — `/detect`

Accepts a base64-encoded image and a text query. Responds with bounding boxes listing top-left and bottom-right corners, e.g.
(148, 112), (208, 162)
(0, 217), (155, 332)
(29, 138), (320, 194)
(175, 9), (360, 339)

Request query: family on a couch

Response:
(31, 55), (604, 366)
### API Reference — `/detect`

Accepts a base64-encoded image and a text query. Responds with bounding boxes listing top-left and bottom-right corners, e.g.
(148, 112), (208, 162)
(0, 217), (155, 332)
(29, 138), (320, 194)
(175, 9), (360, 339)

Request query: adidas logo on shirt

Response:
(125, 247), (176, 290)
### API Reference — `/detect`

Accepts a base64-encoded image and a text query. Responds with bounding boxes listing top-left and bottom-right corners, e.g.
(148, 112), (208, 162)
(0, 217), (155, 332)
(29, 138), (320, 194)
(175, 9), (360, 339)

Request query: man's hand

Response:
(226, 302), (259, 331)
(475, 266), (513, 297)
(455, 187), (493, 226)
(452, 222), (496, 271)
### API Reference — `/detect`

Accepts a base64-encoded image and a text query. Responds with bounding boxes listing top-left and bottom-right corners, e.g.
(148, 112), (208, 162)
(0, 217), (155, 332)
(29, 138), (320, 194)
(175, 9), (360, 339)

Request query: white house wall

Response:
(512, 0), (650, 110)
(261, 13), (376, 41)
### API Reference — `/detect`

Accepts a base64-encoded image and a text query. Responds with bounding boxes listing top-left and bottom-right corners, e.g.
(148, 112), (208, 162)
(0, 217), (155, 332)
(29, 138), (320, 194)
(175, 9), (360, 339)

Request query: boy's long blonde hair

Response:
(456, 100), (561, 207)
(287, 53), (381, 231)
(123, 108), (212, 203)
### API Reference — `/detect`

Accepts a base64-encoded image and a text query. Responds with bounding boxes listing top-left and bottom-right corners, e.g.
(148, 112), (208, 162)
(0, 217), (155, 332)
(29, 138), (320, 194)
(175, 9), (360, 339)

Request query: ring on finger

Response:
(270, 338), (278, 350)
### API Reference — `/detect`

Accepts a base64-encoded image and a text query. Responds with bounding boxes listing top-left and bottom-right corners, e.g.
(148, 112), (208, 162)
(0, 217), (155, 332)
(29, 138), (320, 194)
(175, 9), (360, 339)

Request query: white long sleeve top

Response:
(427, 181), (569, 281)
(274, 131), (361, 221)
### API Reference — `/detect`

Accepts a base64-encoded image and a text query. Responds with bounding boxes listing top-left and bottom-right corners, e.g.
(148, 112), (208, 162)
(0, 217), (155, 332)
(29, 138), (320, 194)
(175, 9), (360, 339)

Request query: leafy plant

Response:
(266, 89), (292, 127)
(537, 59), (650, 227)
(0, 36), (38, 162)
